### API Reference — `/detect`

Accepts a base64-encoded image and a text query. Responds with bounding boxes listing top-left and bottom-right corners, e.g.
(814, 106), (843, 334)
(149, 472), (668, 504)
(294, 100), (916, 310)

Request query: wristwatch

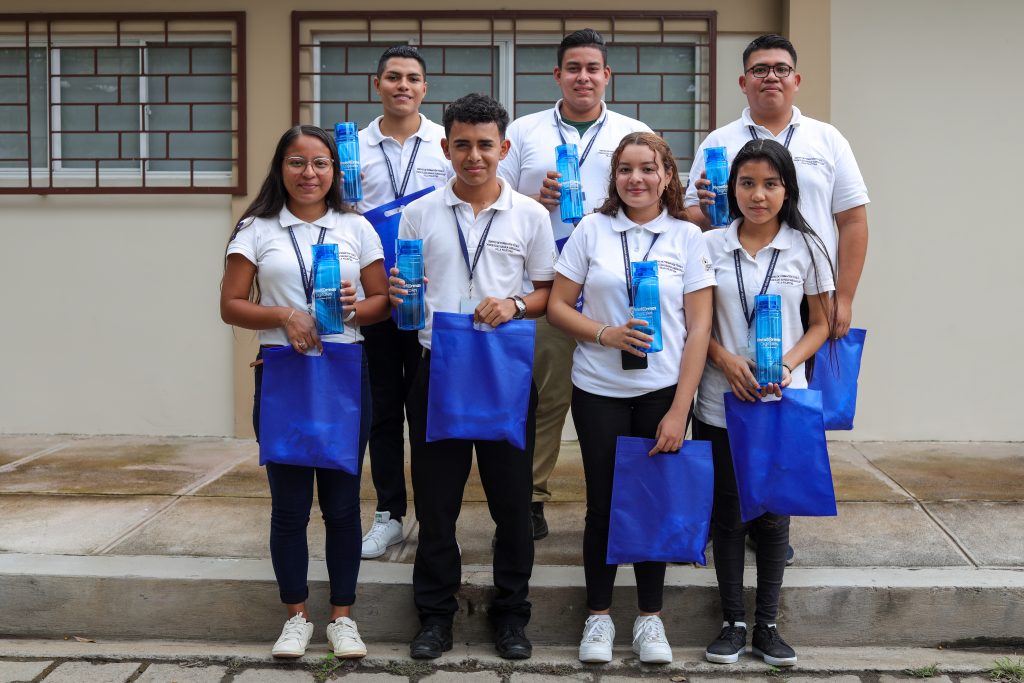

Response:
(508, 295), (527, 320)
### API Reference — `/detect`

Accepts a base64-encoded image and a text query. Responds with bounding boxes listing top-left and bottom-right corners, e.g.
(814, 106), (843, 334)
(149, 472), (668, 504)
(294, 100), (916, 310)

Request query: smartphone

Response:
(621, 349), (648, 370)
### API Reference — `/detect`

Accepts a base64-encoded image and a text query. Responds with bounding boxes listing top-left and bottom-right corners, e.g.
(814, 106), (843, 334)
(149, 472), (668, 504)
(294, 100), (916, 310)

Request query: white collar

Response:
(443, 176), (514, 212)
(722, 218), (795, 253)
(551, 99), (608, 129)
(609, 207), (671, 234)
(278, 206), (337, 231)
(740, 105), (802, 135)
(364, 113), (435, 147)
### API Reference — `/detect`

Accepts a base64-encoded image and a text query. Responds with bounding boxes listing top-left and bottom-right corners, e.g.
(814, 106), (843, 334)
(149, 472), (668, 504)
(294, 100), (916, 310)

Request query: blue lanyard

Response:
(452, 207), (496, 285)
(380, 136), (422, 200)
(553, 109), (606, 169)
(287, 225), (328, 314)
(734, 247), (780, 327)
(620, 229), (660, 306)
(748, 124), (796, 149)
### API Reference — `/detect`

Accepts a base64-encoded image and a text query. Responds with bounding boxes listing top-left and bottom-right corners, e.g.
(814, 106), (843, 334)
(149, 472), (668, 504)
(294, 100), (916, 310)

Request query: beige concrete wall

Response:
(830, 0), (1021, 440)
(0, 195), (234, 436)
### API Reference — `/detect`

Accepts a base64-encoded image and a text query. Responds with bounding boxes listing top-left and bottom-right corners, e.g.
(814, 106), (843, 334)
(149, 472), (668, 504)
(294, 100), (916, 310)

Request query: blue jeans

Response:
(253, 347), (371, 606)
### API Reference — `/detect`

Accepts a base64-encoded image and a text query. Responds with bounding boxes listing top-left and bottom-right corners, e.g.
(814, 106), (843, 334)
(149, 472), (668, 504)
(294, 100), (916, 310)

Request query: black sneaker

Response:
(531, 502), (549, 540)
(704, 621), (747, 664)
(410, 623), (453, 659)
(495, 624), (532, 659)
(745, 530), (795, 566)
(751, 623), (797, 666)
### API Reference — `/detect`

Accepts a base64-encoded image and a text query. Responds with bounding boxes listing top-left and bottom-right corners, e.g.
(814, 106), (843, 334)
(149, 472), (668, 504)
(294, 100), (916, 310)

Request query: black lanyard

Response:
(748, 124), (796, 149)
(452, 207), (496, 287)
(287, 225), (328, 314)
(734, 247), (780, 327)
(554, 109), (606, 169)
(380, 136), (422, 200)
(620, 230), (661, 306)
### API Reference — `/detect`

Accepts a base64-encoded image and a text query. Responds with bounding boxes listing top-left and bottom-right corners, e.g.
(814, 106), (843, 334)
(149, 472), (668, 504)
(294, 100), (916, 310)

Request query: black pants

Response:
(362, 318), (422, 521)
(407, 349), (537, 628)
(571, 384), (676, 613)
(692, 417), (789, 624)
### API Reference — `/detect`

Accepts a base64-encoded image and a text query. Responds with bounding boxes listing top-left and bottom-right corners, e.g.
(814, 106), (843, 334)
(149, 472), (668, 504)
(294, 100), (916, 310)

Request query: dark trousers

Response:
(253, 349), (371, 606)
(407, 349), (537, 628)
(692, 417), (789, 624)
(362, 318), (422, 521)
(571, 384), (676, 613)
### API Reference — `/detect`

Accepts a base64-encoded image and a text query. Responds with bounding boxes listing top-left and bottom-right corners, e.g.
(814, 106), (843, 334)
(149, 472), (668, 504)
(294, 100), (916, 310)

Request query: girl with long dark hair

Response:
(221, 125), (390, 658)
(694, 138), (835, 668)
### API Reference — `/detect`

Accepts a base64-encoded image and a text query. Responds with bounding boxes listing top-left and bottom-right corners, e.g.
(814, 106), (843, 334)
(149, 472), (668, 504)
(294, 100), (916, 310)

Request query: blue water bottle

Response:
(630, 261), (663, 353)
(755, 294), (782, 385)
(334, 122), (363, 203)
(311, 243), (344, 336)
(395, 239), (425, 331)
(556, 143), (584, 224)
(703, 146), (730, 227)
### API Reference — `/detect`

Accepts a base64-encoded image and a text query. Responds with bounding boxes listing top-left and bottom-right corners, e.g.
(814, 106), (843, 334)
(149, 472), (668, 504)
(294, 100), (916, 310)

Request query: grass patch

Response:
(991, 657), (1024, 683)
(309, 654), (342, 683)
(765, 664), (789, 681)
(903, 663), (940, 678)
(384, 659), (434, 678)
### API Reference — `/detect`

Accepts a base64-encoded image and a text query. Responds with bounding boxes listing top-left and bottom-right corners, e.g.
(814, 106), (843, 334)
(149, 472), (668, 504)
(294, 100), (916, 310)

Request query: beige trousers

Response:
(531, 315), (577, 503)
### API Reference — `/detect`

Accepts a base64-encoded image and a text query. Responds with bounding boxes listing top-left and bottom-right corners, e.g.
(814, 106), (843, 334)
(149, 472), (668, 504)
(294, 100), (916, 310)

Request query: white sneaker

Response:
(326, 616), (367, 658)
(361, 511), (404, 559)
(271, 613), (313, 658)
(632, 615), (672, 664)
(578, 614), (615, 663)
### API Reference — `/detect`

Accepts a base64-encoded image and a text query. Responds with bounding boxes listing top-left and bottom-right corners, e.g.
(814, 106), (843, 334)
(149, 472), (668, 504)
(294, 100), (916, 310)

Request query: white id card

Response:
(459, 297), (480, 315)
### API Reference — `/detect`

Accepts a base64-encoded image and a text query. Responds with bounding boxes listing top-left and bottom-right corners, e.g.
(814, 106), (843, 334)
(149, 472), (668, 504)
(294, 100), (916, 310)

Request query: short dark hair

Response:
(442, 93), (509, 138)
(557, 28), (607, 68)
(376, 45), (427, 79)
(742, 34), (798, 69)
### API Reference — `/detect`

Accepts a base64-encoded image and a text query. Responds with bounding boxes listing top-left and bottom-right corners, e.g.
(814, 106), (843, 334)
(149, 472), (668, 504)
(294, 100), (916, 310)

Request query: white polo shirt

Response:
(555, 209), (716, 398)
(694, 219), (835, 428)
(499, 100), (652, 245)
(356, 114), (452, 213)
(684, 106), (869, 265)
(227, 207), (384, 346)
(397, 176), (558, 350)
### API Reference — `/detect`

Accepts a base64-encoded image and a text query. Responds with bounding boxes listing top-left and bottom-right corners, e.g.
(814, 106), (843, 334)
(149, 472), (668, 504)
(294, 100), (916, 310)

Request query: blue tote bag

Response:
(607, 437), (714, 565)
(426, 312), (536, 450)
(723, 389), (837, 523)
(808, 328), (867, 430)
(362, 186), (435, 274)
(259, 341), (362, 474)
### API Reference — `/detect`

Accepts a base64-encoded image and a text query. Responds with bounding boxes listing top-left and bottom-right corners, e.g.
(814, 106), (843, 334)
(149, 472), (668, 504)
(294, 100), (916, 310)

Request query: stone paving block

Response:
(109, 496), (324, 559)
(333, 674), (407, 682)
(232, 667), (312, 682)
(787, 502), (969, 566)
(878, 676), (953, 683)
(856, 441), (1024, 502)
(196, 452), (269, 498)
(0, 435), (68, 467)
(0, 436), (254, 496)
(421, 673), (498, 682)
(509, 672), (593, 682)
(44, 661), (141, 682)
(0, 659), (52, 683)
(135, 662), (228, 682)
(927, 501), (1024, 566)
(828, 442), (908, 502)
(0, 494), (171, 555)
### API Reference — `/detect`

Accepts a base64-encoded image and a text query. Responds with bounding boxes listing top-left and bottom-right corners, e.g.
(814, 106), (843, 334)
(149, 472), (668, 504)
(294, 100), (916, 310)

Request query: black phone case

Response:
(621, 350), (648, 370)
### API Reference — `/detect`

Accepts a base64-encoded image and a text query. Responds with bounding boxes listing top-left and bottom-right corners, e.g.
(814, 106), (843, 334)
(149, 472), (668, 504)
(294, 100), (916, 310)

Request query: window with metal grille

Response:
(0, 13), (245, 194)
(293, 12), (715, 167)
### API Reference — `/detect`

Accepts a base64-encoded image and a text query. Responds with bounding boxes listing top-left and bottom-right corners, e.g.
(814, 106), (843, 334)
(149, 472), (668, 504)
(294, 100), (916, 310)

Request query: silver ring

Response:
(298, 341), (307, 348)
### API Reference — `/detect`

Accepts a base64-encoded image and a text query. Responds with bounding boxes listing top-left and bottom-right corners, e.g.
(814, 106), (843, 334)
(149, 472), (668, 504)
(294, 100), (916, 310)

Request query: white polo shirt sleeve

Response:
(354, 214), (385, 268)
(829, 132), (869, 215)
(226, 217), (258, 264)
(682, 222), (717, 293)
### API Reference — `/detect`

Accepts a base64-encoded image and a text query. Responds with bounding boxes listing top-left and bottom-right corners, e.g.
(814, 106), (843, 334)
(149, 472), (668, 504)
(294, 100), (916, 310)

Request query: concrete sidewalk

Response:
(1, 435), (1022, 647)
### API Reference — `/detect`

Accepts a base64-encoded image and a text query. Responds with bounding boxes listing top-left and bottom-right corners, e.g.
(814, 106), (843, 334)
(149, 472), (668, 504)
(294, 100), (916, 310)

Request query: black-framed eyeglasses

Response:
(745, 63), (794, 79)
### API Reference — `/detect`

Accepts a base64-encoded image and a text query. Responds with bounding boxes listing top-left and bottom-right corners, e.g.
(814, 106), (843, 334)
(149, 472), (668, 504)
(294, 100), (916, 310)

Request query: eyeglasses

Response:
(745, 63), (794, 79)
(284, 156), (334, 172)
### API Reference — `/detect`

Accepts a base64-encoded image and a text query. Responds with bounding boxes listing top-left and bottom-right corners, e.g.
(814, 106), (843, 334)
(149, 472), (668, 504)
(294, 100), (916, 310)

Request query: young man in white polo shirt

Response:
(685, 34), (870, 565)
(393, 94), (557, 661)
(685, 34), (868, 339)
(356, 46), (452, 561)
(498, 28), (651, 539)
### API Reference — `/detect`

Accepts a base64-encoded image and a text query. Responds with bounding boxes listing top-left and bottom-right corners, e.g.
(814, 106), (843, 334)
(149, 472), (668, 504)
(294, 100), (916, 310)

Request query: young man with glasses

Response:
(685, 33), (869, 340)
(499, 28), (651, 541)
(356, 46), (453, 561)
(683, 33), (869, 665)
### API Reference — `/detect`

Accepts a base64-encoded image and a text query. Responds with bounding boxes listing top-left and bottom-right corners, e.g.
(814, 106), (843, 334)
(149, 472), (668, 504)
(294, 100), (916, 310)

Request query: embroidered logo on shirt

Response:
(701, 256), (713, 272)
(486, 239), (522, 255)
(416, 167), (447, 179)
